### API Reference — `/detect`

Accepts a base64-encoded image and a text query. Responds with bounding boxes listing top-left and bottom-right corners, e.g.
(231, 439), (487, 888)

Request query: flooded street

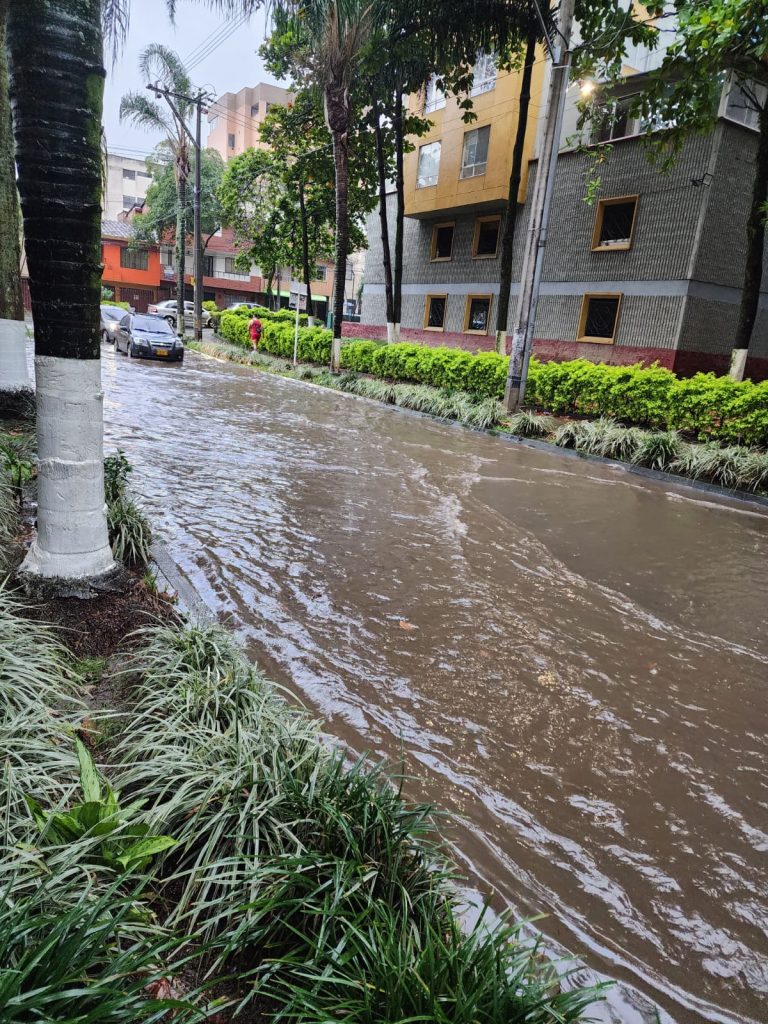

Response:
(101, 347), (768, 1024)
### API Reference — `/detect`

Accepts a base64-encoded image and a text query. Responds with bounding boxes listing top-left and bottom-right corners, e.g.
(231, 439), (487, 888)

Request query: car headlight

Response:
(108, 322), (118, 331)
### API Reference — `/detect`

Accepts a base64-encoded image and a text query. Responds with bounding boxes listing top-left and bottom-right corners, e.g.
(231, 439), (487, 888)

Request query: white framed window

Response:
(417, 141), (441, 188)
(594, 96), (641, 142)
(209, 115), (219, 131)
(460, 126), (489, 178)
(724, 78), (766, 131)
(471, 51), (497, 96)
(424, 75), (446, 114)
(314, 264), (327, 281)
(122, 168), (136, 181)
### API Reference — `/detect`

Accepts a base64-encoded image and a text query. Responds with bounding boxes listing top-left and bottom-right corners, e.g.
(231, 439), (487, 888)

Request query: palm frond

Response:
(138, 43), (192, 101)
(119, 92), (174, 137)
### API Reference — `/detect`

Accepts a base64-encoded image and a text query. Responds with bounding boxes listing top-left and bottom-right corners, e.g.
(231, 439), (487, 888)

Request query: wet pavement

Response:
(101, 344), (768, 1024)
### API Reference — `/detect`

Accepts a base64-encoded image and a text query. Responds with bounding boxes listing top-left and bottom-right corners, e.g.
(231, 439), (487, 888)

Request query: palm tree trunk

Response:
(371, 92), (395, 339)
(298, 178), (316, 321)
(730, 100), (768, 380)
(392, 78), (405, 343)
(0, 0), (31, 404)
(495, 28), (536, 355)
(330, 123), (349, 371)
(7, 0), (114, 580)
(175, 161), (187, 337)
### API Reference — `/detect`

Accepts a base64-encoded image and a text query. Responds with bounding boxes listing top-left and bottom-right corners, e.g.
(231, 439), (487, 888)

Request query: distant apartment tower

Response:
(207, 83), (293, 160)
(104, 153), (152, 220)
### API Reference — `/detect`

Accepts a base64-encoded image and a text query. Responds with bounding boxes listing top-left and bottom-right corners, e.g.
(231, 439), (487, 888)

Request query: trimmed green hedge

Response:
(215, 305), (309, 335)
(215, 320), (768, 446)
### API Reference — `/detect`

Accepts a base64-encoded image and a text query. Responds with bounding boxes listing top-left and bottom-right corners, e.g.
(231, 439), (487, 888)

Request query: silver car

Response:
(115, 313), (184, 363)
(100, 304), (129, 344)
(147, 299), (213, 330)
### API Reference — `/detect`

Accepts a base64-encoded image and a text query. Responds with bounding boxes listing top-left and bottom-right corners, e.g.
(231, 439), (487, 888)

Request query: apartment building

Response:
(206, 82), (293, 161)
(104, 154), (153, 220)
(357, 59), (768, 379)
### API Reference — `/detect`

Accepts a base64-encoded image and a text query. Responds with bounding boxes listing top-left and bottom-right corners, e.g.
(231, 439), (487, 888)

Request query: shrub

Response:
(104, 451), (152, 567)
(631, 430), (683, 471)
(507, 410), (556, 438)
(202, 300), (218, 314)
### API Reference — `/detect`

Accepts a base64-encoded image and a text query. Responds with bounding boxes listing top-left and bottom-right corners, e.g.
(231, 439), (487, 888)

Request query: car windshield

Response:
(133, 316), (172, 335)
(102, 306), (124, 320)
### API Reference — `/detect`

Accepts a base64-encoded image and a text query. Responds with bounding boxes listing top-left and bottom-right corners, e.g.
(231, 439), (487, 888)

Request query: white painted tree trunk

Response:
(386, 321), (395, 344)
(728, 348), (748, 382)
(495, 330), (507, 356)
(0, 317), (31, 391)
(21, 356), (115, 579)
(331, 336), (342, 372)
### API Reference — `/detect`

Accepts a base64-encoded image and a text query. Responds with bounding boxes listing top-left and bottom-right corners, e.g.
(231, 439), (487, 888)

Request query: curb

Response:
(151, 539), (216, 625)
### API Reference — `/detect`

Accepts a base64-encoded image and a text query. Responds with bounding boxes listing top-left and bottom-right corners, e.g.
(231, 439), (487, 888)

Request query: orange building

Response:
(101, 220), (161, 311)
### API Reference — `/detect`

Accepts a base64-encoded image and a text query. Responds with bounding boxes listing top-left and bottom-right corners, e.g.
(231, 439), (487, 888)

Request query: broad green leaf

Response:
(115, 835), (177, 870)
(75, 737), (101, 804)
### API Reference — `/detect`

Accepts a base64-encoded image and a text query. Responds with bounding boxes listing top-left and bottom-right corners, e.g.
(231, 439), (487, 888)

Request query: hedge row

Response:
(215, 319), (768, 446)
(214, 305), (309, 331)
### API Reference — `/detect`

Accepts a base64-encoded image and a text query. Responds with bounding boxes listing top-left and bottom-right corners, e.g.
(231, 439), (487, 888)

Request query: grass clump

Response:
(507, 410), (556, 438)
(630, 430), (683, 472)
(105, 450), (152, 567)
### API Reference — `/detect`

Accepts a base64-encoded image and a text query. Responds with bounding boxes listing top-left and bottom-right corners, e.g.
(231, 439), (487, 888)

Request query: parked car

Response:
(226, 302), (260, 311)
(115, 313), (184, 362)
(147, 299), (214, 329)
(100, 304), (128, 343)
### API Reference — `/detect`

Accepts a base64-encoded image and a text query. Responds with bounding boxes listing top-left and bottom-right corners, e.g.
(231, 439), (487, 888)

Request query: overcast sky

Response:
(103, 0), (277, 159)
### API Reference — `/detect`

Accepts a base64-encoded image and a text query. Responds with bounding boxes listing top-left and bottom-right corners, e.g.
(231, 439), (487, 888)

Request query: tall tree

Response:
(120, 46), (195, 338)
(0, 0), (31, 406)
(629, 0), (768, 379)
(270, 0), (385, 369)
(131, 147), (225, 264)
(7, 0), (115, 581)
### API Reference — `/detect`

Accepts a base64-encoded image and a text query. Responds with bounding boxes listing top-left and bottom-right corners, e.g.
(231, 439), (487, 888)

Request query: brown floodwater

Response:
(101, 347), (768, 1024)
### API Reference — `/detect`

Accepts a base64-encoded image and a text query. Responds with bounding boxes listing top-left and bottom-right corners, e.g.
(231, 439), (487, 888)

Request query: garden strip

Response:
(190, 337), (768, 503)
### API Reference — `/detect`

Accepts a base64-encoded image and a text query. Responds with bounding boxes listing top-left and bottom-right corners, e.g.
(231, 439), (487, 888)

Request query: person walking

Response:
(249, 314), (262, 351)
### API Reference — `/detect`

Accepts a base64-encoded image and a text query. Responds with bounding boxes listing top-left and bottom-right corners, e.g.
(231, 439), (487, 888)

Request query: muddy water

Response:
(101, 347), (768, 1024)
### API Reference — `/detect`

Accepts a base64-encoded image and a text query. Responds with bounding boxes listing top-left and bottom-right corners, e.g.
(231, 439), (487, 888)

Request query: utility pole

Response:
(147, 83), (211, 342)
(503, 0), (576, 413)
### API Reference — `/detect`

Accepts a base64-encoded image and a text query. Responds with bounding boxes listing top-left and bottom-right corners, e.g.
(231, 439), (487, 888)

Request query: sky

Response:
(103, 0), (277, 160)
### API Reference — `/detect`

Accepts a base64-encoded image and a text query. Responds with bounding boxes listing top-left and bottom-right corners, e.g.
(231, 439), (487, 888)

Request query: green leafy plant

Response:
(0, 434), (35, 506)
(108, 497), (153, 567)
(26, 737), (176, 874)
(631, 430), (684, 472)
(507, 410), (556, 438)
(104, 449), (133, 504)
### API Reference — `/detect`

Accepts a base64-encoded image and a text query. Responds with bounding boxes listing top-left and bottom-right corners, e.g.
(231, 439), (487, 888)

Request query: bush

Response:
(104, 451), (152, 567)
(202, 300), (218, 314)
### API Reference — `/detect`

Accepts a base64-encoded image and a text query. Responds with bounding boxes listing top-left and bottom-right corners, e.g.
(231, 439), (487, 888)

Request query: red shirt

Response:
(249, 319), (262, 341)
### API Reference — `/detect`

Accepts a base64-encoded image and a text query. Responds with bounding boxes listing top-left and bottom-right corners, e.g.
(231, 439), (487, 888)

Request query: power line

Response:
(186, 12), (251, 72)
(181, 12), (245, 67)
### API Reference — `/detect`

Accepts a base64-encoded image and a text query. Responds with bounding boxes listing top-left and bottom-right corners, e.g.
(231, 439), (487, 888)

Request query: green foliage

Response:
(0, 877), (199, 1023)
(27, 738), (176, 874)
(202, 300), (218, 314)
(104, 450), (152, 566)
(508, 410), (556, 438)
(111, 619), (603, 1019)
(131, 148), (225, 249)
(0, 432), (34, 501)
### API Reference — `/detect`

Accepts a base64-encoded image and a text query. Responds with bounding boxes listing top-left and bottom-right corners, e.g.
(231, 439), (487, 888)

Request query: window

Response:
(122, 194), (139, 209)
(577, 293), (622, 343)
(119, 247), (149, 271)
(203, 255), (215, 277)
(251, 102), (260, 116)
(471, 51), (497, 96)
(416, 141), (441, 188)
(464, 294), (492, 334)
(424, 75), (446, 114)
(592, 196), (638, 251)
(724, 79), (766, 131)
(595, 96), (641, 142)
(137, 170), (152, 180)
(228, 133), (235, 149)
(430, 222), (454, 261)
(122, 168), (136, 181)
(472, 215), (500, 258)
(424, 295), (447, 331)
(224, 257), (237, 274)
(460, 126), (490, 178)
(209, 115), (219, 131)
(314, 264), (327, 281)
(264, 102), (271, 114)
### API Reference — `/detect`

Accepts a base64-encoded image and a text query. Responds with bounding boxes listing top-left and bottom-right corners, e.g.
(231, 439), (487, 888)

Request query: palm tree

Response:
(0, 0), (31, 407)
(275, 0), (385, 370)
(6, 0), (115, 581)
(120, 46), (194, 337)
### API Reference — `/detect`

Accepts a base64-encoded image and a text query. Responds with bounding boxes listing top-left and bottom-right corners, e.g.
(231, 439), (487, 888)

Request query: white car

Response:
(147, 299), (214, 330)
(100, 304), (130, 343)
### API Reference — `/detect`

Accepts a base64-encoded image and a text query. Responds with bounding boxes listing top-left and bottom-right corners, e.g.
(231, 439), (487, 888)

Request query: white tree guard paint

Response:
(331, 336), (342, 370)
(22, 355), (116, 579)
(729, 348), (748, 382)
(0, 318), (32, 390)
(386, 322), (395, 344)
